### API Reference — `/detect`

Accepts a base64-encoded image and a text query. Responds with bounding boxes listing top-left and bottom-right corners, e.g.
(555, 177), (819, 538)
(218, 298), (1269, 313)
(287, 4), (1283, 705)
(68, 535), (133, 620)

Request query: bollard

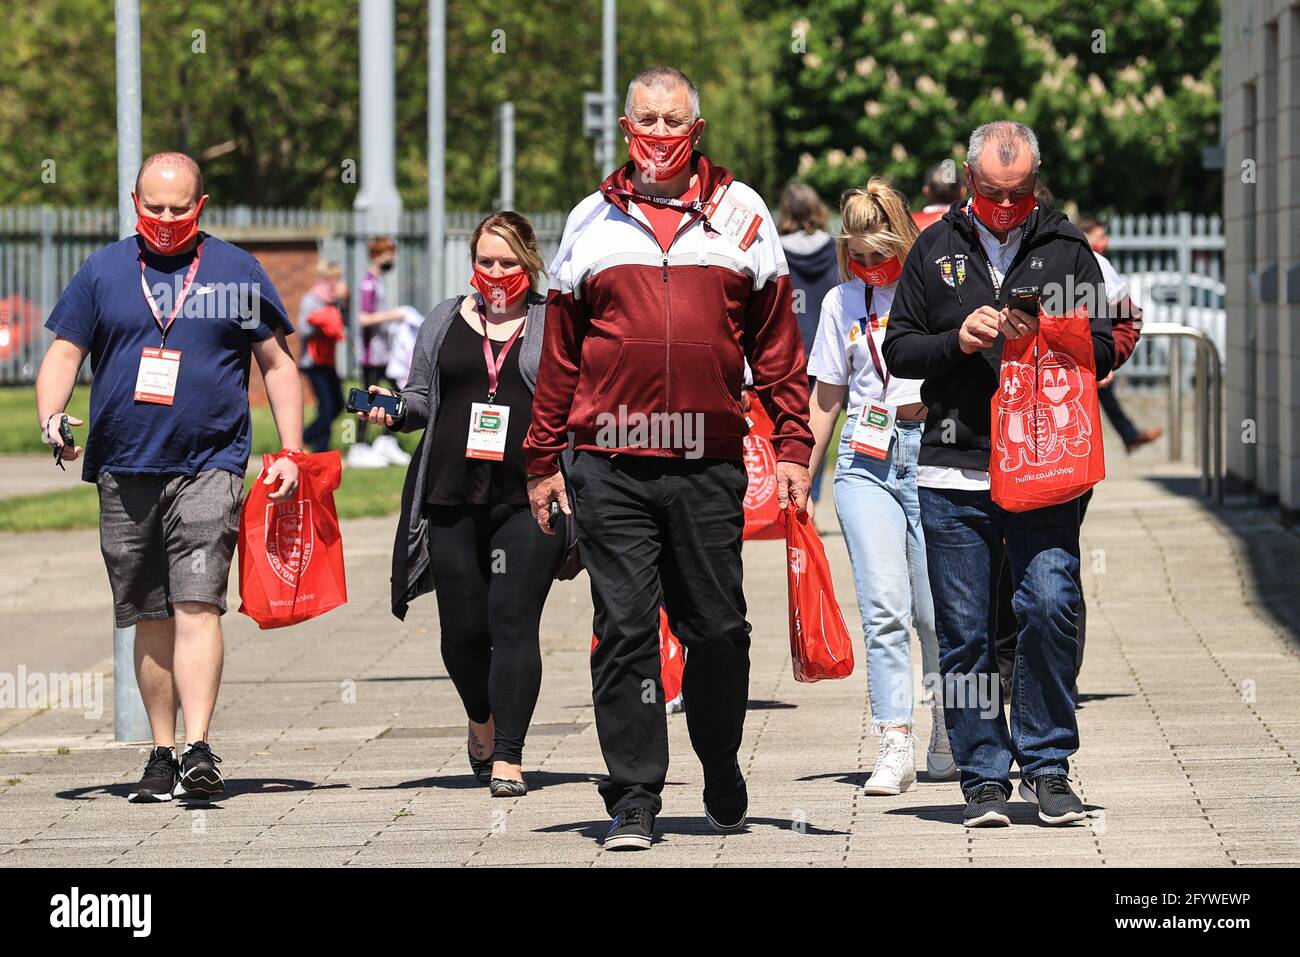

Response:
(113, 624), (151, 742)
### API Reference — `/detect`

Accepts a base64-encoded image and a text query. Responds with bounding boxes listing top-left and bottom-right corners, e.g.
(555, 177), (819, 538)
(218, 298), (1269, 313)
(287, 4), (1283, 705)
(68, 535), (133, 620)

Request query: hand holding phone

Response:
(347, 387), (405, 426)
(1002, 285), (1041, 339)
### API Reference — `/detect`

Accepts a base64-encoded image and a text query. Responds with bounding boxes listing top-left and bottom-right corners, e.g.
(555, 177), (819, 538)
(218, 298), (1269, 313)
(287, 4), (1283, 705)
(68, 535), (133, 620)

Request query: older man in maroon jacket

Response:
(524, 66), (812, 850)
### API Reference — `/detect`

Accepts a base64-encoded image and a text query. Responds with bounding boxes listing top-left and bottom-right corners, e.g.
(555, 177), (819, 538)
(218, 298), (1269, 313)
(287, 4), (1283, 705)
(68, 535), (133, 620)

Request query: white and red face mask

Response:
(970, 187), (1036, 232)
(471, 265), (531, 311)
(848, 255), (903, 288)
(621, 118), (701, 182)
(133, 192), (208, 254)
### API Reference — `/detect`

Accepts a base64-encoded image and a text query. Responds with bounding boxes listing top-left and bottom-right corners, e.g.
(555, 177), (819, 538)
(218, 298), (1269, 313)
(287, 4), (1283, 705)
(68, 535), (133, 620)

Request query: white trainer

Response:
(863, 728), (916, 795)
(371, 433), (411, 466)
(346, 442), (389, 469)
(926, 702), (959, 781)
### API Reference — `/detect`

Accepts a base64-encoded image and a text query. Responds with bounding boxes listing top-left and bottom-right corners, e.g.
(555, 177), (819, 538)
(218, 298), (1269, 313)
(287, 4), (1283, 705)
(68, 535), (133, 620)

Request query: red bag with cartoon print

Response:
(741, 392), (783, 541)
(781, 505), (855, 682)
(989, 310), (1106, 512)
(238, 450), (348, 629)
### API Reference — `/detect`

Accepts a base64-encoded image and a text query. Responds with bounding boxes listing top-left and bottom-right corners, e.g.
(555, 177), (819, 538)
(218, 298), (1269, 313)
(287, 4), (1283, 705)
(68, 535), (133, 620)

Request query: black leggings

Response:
(426, 503), (565, 764)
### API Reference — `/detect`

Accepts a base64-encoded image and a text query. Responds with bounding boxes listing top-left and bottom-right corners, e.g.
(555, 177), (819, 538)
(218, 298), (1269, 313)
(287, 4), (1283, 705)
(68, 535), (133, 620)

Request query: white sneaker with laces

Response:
(346, 442), (389, 469)
(863, 728), (916, 795)
(371, 433), (411, 466)
(926, 702), (958, 781)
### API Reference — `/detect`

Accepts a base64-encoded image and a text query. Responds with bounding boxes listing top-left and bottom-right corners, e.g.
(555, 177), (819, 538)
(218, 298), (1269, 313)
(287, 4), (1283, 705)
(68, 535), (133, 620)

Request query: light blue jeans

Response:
(833, 414), (941, 734)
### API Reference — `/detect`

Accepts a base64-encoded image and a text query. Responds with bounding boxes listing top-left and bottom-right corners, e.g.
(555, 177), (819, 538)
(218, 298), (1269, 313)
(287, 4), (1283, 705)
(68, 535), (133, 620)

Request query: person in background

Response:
(371, 212), (576, 798)
(778, 182), (839, 505)
(913, 161), (967, 232)
(1078, 217), (1162, 453)
(351, 236), (411, 468)
(298, 260), (347, 453)
(805, 179), (954, 795)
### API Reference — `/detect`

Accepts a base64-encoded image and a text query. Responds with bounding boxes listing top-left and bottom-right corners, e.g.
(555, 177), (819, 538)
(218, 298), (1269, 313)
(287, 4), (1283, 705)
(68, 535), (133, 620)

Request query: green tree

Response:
(748, 0), (1221, 215)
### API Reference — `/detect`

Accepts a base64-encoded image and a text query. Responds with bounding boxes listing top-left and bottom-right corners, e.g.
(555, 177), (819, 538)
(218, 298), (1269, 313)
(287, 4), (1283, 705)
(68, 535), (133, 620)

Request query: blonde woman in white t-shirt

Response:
(806, 178), (955, 794)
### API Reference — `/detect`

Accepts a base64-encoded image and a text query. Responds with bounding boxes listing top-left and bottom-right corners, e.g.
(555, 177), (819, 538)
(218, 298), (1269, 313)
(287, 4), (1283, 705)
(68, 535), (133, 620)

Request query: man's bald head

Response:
(135, 152), (204, 207)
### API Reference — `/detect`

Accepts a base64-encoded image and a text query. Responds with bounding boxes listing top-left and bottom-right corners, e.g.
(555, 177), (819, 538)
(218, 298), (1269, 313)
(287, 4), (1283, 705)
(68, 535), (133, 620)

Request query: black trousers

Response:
(570, 451), (751, 816)
(426, 503), (565, 764)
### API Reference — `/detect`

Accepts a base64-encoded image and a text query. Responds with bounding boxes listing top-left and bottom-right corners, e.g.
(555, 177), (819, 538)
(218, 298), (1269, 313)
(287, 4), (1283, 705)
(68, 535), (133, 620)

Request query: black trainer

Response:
(704, 762), (748, 832)
(174, 741), (224, 799)
(604, 807), (656, 851)
(1019, 774), (1087, 825)
(128, 746), (179, 803)
(963, 783), (1012, 827)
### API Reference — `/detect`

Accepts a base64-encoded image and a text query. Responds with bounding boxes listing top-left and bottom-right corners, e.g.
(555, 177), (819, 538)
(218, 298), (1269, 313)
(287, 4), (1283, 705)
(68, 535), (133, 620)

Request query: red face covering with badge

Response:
(470, 265), (531, 311)
(621, 118), (701, 182)
(847, 255), (903, 288)
(970, 186), (1036, 232)
(133, 193), (208, 255)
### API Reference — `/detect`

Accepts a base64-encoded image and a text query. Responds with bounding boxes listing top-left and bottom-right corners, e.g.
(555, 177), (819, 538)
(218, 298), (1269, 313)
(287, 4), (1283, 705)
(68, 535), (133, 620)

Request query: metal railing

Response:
(1138, 322), (1223, 505)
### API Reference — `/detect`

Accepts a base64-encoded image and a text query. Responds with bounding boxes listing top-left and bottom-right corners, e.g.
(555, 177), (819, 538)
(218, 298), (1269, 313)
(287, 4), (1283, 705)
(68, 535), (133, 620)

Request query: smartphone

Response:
(1007, 285), (1041, 317)
(347, 387), (406, 419)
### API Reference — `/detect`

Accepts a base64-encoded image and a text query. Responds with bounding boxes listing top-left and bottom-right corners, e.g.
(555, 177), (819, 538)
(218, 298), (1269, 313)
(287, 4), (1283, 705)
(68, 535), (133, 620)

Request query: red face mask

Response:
(1090, 237), (1109, 256)
(970, 188), (1036, 232)
(471, 265), (531, 311)
(133, 193), (208, 255)
(848, 255), (903, 288)
(622, 119), (700, 182)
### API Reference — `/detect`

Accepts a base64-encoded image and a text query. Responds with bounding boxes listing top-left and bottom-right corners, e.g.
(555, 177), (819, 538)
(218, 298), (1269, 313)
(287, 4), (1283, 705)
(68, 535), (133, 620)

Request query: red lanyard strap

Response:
(862, 285), (890, 401)
(139, 242), (203, 345)
(476, 300), (525, 401)
(606, 186), (714, 234)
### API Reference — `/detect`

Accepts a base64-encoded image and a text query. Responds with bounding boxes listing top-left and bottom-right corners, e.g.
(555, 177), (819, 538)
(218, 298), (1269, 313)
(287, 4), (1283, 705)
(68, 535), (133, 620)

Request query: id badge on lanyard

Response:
(465, 299), (524, 462)
(849, 285), (896, 459)
(133, 244), (202, 406)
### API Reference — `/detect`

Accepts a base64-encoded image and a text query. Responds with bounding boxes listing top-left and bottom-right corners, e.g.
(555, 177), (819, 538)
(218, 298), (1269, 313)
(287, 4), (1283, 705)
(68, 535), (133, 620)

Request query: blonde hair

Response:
(469, 211), (546, 292)
(315, 259), (342, 280)
(836, 177), (920, 282)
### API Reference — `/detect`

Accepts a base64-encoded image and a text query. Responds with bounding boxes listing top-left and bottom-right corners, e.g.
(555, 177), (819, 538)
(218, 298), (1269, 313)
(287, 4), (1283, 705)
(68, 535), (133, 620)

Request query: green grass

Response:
(0, 463), (412, 533)
(0, 385), (420, 533)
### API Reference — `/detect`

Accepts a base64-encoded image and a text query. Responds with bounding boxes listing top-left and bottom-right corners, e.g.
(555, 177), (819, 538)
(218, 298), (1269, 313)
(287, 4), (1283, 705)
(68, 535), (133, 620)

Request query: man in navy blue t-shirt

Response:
(34, 151), (304, 803)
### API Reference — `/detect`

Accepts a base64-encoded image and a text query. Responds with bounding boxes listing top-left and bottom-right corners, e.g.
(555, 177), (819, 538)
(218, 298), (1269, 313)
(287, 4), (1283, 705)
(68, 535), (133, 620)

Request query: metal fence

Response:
(0, 206), (1220, 385)
(1104, 212), (1224, 389)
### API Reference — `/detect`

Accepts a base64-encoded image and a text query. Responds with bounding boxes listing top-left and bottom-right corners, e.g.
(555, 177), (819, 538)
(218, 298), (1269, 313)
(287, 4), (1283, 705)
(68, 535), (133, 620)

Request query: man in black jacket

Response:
(883, 121), (1113, 829)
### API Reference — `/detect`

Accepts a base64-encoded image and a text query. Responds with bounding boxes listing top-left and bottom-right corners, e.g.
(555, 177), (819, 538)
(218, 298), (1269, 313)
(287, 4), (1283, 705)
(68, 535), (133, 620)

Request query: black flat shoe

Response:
(468, 751), (492, 784)
(489, 778), (527, 798)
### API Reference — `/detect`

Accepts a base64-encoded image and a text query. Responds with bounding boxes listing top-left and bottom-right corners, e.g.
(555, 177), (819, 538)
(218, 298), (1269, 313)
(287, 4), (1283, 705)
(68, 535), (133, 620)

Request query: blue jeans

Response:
(919, 486), (1082, 798)
(833, 415), (940, 733)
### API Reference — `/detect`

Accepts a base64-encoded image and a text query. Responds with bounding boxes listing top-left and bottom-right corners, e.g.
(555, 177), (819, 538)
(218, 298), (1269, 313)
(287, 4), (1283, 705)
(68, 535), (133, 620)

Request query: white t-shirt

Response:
(916, 206), (1030, 492)
(807, 278), (923, 413)
(1094, 251), (1127, 305)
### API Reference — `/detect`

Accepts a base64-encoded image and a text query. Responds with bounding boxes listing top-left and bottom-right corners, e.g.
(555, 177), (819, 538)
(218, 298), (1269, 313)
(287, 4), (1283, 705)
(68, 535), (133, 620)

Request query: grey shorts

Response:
(96, 469), (244, 628)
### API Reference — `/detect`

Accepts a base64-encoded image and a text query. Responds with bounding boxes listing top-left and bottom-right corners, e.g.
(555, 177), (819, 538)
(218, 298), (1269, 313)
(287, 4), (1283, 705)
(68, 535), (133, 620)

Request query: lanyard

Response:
(139, 242), (203, 346)
(605, 186), (715, 236)
(475, 298), (525, 402)
(861, 285), (890, 401)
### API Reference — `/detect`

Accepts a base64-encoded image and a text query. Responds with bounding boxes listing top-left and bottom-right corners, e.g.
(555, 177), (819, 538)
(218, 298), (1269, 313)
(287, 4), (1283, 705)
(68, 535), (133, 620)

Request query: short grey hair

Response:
(624, 66), (701, 122)
(967, 121), (1040, 175)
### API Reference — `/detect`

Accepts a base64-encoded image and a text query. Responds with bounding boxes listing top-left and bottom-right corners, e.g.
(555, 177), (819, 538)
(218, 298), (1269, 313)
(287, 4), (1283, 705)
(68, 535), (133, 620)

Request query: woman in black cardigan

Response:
(362, 212), (577, 798)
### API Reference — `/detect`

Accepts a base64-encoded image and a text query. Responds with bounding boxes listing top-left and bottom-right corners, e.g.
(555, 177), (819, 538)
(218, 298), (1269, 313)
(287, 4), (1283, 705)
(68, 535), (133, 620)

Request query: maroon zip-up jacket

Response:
(524, 154), (813, 476)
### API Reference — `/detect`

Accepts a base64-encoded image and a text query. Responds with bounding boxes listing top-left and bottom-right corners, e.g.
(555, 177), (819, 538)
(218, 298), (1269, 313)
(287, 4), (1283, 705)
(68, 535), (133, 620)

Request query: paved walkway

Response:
(2, 397), (1298, 867)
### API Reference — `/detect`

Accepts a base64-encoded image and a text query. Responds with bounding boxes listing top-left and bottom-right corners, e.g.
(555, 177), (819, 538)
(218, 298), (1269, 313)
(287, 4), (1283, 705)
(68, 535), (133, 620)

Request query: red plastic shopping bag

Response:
(990, 310), (1106, 512)
(781, 504), (855, 682)
(238, 450), (347, 629)
(590, 607), (684, 702)
(741, 392), (783, 541)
